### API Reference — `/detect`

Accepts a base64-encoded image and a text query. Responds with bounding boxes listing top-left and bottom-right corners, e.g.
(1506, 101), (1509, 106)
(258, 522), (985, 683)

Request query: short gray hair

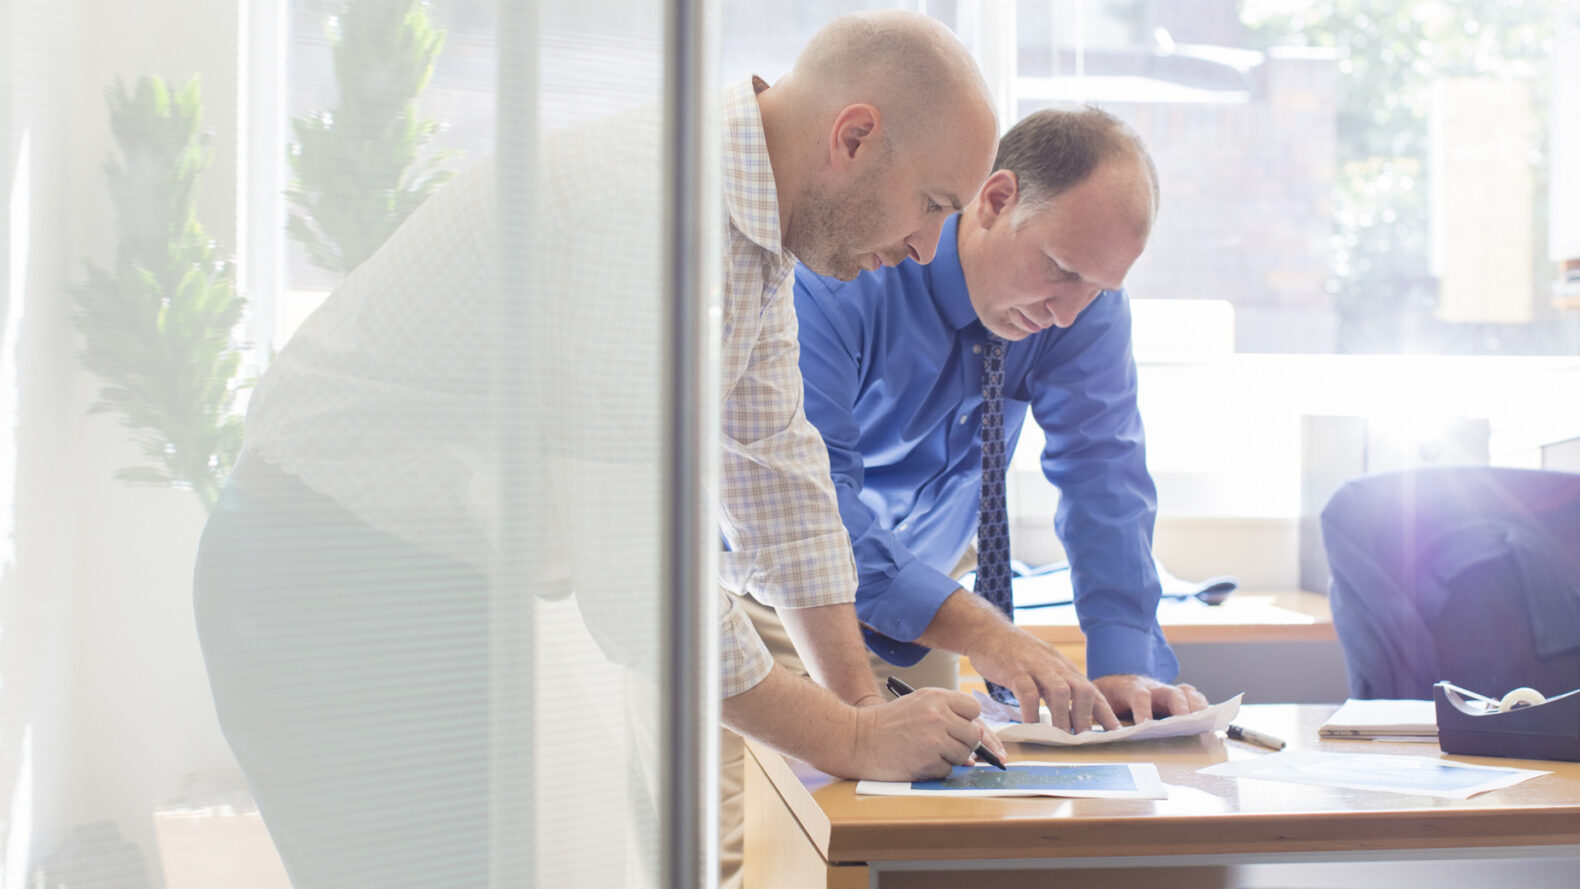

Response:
(996, 106), (1159, 230)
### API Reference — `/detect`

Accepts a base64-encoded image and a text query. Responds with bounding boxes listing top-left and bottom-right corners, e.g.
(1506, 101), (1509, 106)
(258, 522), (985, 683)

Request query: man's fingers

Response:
(1013, 678), (1043, 727)
(1040, 679), (1072, 730)
(1180, 683), (1210, 712)
(977, 722), (1009, 762)
(939, 689), (983, 721)
(941, 734), (975, 766)
(1158, 685), (1190, 718)
(1092, 691), (1122, 731)
(1065, 677), (1103, 735)
(1129, 689), (1154, 723)
(935, 691), (988, 761)
(944, 711), (984, 750)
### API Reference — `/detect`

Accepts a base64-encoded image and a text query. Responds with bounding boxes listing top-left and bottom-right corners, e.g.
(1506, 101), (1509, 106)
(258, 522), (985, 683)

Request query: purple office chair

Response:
(1321, 466), (1580, 700)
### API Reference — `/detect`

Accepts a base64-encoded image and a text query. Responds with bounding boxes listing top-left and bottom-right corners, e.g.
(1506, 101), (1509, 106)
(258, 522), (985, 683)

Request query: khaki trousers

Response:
(719, 589), (964, 888)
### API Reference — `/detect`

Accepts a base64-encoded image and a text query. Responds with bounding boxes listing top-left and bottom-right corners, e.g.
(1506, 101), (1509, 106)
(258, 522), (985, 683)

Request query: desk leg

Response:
(744, 753), (868, 889)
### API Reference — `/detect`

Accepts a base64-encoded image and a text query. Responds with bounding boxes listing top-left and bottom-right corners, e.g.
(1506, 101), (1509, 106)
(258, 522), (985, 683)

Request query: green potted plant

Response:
(71, 74), (249, 512)
(286, 0), (457, 277)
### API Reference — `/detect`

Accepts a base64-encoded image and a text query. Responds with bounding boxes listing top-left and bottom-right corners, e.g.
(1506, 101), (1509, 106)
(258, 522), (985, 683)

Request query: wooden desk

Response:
(744, 705), (1580, 889)
(992, 592), (1346, 703)
(1015, 589), (1335, 647)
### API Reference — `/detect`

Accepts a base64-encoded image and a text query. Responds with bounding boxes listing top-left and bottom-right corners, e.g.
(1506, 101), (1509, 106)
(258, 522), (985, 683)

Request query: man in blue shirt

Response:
(768, 107), (1208, 731)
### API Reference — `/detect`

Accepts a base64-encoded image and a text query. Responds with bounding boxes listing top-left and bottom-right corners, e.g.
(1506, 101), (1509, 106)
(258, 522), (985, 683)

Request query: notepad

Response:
(1318, 698), (1438, 739)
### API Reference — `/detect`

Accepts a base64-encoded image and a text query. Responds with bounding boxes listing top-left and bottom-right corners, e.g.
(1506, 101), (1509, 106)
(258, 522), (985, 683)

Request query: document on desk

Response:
(1198, 750), (1549, 799)
(974, 692), (1242, 746)
(1318, 698), (1437, 740)
(856, 761), (1168, 799)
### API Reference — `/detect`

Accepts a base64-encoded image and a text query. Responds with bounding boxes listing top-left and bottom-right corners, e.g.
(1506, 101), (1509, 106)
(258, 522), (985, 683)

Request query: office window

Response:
(1015, 0), (1580, 356)
(260, 4), (1580, 585)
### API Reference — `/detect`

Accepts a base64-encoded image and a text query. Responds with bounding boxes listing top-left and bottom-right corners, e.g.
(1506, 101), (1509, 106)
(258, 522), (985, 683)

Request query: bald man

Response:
(708, 12), (1004, 887)
(194, 10), (1001, 889)
(716, 10), (998, 751)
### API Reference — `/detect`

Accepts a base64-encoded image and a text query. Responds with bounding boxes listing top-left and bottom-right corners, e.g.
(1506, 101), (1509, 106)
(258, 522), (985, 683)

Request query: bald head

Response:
(756, 12), (999, 279)
(783, 10), (995, 143)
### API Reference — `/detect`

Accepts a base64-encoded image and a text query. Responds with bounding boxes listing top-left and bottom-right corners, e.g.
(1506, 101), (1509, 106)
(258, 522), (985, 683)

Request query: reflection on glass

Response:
(7, 0), (671, 886)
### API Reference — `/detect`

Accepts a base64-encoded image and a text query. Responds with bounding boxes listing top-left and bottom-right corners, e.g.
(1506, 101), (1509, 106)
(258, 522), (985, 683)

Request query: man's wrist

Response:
(833, 673), (885, 707)
(844, 700), (874, 776)
(918, 588), (1014, 656)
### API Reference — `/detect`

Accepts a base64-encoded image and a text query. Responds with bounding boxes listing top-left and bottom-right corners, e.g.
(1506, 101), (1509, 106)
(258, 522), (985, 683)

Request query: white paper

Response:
(976, 692), (1242, 746)
(1318, 698), (1438, 738)
(1198, 750), (1548, 799)
(959, 565), (1074, 608)
(856, 761), (1167, 799)
(962, 557), (1227, 610)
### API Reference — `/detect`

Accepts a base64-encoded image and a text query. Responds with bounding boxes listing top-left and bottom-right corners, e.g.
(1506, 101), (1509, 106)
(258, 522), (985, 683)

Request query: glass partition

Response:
(1, 1), (711, 886)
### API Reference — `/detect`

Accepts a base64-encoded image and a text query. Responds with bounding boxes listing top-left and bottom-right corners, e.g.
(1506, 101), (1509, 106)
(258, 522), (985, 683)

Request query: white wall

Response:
(3, 2), (85, 877)
(5, 1), (246, 884)
(4, 0), (93, 880)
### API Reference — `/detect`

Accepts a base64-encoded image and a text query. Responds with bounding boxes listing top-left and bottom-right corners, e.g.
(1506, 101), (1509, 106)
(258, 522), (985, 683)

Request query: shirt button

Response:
(972, 344), (982, 354)
(959, 414), (969, 425)
(898, 522), (909, 532)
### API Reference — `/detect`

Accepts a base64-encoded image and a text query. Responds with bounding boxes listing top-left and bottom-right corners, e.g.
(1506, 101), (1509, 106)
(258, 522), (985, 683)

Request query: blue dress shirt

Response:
(793, 213), (1179, 681)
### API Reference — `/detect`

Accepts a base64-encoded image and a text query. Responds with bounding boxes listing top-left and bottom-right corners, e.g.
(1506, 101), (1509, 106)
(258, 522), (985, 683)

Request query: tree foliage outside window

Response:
(1242, 0), (1577, 354)
(71, 75), (248, 511)
(286, 0), (457, 277)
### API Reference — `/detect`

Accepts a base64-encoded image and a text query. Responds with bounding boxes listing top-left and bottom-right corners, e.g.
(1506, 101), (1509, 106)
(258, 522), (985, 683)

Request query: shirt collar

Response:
(721, 75), (786, 256)
(925, 214), (982, 331)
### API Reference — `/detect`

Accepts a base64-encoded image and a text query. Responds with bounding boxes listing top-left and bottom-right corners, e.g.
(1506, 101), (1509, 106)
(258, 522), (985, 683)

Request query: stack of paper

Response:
(1318, 698), (1438, 740)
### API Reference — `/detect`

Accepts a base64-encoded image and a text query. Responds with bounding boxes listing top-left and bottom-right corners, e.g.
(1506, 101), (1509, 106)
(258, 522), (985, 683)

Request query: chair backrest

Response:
(1321, 466), (1580, 700)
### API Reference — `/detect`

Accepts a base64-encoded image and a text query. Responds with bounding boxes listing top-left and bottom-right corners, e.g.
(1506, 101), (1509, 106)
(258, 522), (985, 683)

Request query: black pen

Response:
(1226, 724), (1286, 751)
(884, 675), (1007, 770)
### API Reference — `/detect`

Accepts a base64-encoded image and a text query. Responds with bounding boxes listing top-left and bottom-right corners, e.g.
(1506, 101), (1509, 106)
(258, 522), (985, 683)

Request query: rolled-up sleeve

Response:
(1029, 290), (1178, 682)
(719, 589), (775, 697)
(717, 274), (859, 611)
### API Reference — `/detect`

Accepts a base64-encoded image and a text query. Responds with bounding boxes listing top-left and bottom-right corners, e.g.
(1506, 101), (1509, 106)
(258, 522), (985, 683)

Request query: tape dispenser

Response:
(1434, 681), (1580, 762)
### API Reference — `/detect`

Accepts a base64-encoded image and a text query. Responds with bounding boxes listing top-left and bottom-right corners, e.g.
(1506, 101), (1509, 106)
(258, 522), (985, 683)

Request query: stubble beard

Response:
(784, 175), (885, 282)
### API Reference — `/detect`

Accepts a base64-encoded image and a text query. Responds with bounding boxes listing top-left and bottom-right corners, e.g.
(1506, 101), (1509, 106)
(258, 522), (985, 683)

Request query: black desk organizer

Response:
(1434, 681), (1580, 762)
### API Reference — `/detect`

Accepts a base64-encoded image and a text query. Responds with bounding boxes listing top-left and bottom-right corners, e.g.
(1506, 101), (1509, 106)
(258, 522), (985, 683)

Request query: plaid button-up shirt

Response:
(246, 76), (855, 698)
(715, 76), (859, 695)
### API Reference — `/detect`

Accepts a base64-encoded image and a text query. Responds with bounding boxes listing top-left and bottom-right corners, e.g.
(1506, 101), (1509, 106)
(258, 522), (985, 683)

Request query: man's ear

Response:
(828, 104), (881, 172)
(973, 170), (1019, 229)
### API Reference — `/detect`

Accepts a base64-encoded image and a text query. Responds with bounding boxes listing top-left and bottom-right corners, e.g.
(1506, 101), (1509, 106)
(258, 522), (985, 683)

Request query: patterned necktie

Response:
(975, 333), (1017, 705)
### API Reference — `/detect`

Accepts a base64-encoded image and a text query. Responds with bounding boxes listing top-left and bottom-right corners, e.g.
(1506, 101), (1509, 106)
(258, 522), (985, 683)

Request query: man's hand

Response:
(917, 589), (1119, 733)
(1093, 674), (1209, 723)
(965, 626), (1119, 733)
(848, 687), (1007, 781)
(722, 664), (1008, 783)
